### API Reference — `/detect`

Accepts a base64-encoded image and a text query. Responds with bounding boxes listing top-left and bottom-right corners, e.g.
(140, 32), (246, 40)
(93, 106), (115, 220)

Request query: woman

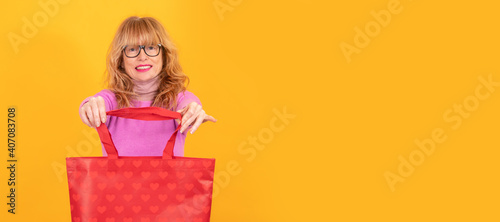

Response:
(79, 16), (216, 157)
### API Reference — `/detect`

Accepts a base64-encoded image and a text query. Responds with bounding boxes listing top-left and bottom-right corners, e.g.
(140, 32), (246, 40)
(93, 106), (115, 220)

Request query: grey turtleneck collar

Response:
(132, 74), (160, 101)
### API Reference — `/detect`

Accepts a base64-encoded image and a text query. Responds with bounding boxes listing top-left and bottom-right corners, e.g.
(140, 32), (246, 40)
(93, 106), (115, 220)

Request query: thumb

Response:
(175, 107), (186, 125)
(176, 107), (187, 114)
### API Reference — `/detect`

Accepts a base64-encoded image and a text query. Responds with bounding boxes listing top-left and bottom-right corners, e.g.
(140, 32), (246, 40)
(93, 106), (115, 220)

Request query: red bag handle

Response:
(96, 107), (182, 159)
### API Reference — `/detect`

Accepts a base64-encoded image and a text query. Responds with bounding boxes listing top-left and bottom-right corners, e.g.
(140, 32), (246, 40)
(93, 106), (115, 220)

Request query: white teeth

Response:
(136, 66), (152, 70)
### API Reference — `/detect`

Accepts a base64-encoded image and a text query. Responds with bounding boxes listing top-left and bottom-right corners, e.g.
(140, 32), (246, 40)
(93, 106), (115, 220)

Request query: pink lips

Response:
(135, 64), (152, 72)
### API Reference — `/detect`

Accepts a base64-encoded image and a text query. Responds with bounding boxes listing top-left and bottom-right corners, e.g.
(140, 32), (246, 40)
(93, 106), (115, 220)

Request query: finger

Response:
(181, 105), (202, 133)
(96, 96), (107, 123)
(179, 105), (194, 132)
(80, 106), (92, 127)
(179, 109), (189, 132)
(89, 98), (102, 127)
(84, 103), (96, 127)
(190, 112), (206, 134)
(181, 102), (199, 124)
(176, 106), (187, 114)
(203, 115), (217, 123)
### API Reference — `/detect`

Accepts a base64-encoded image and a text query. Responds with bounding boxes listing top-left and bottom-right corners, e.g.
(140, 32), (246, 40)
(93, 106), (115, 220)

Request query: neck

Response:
(132, 74), (160, 101)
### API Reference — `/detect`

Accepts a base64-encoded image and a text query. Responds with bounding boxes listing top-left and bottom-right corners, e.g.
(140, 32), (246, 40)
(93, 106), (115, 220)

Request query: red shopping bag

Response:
(66, 107), (215, 222)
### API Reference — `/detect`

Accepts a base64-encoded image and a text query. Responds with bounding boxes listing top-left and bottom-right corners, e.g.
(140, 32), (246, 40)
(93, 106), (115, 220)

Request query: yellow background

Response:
(1, 0), (500, 221)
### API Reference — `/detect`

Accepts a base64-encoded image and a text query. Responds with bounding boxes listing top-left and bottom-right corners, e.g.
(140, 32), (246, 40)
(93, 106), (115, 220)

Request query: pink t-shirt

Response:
(79, 89), (201, 157)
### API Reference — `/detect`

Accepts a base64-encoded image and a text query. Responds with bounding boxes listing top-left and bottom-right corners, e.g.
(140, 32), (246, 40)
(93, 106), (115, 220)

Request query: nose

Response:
(136, 48), (148, 61)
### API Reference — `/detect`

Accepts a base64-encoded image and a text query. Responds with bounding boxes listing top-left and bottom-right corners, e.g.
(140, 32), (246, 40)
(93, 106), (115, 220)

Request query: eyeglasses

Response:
(123, 44), (162, 58)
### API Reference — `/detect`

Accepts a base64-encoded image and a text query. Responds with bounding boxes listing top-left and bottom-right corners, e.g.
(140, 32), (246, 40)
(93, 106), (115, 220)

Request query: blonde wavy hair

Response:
(105, 16), (189, 110)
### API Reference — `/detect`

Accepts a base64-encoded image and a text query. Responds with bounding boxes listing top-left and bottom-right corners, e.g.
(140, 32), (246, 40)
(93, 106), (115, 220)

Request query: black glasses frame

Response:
(123, 43), (162, 58)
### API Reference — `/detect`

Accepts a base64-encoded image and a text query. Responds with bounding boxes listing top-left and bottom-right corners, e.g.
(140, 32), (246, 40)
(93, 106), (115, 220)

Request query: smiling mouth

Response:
(136, 65), (152, 70)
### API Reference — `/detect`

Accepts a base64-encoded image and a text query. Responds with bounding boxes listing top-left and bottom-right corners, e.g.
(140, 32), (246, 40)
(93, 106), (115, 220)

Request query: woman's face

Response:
(122, 44), (163, 82)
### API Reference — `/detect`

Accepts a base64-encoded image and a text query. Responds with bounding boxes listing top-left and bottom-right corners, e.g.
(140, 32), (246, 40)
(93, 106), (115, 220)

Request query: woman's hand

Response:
(176, 102), (217, 134)
(79, 96), (107, 128)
